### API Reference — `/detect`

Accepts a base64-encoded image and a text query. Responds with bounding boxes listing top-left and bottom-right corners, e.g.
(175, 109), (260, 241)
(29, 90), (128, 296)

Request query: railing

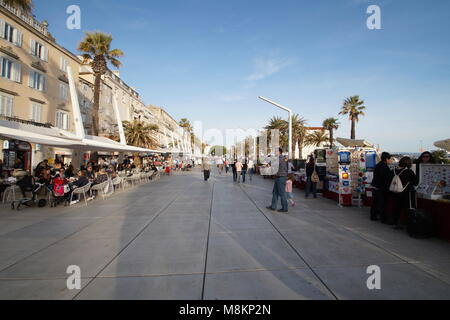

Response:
(0, 115), (52, 128)
(0, 0), (49, 37)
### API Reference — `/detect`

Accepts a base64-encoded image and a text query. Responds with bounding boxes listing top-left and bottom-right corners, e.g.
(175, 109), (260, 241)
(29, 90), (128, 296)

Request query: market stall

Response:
(415, 139), (450, 241)
(322, 138), (378, 207)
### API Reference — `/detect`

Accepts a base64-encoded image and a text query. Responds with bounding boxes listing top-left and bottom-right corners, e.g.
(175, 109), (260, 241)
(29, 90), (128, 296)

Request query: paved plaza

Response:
(0, 169), (449, 300)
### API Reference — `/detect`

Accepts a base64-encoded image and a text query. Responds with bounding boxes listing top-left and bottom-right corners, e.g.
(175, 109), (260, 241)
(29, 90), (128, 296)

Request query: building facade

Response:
(0, 1), (81, 169)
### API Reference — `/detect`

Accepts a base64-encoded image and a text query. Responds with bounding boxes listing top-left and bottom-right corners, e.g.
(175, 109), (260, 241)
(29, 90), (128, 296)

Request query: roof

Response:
(336, 137), (374, 148)
(434, 139), (450, 152)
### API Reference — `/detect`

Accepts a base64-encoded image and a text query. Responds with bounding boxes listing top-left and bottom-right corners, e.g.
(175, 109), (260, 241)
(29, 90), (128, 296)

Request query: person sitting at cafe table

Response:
(86, 166), (95, 181)
(68, 170), (90, 203)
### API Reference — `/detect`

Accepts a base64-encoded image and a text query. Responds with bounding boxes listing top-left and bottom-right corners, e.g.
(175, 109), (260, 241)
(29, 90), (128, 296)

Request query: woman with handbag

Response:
(305, 156), (319, 198)
(392, 157), (419, 230)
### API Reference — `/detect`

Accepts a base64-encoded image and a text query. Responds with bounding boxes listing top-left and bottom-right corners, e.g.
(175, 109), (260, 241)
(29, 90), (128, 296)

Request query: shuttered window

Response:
(31, 103), (43, 122)
(0, 94), (13, 117)
(29, 70), (46, 91)
(30, 39), (48, 61)
(0, 19), (23, 46)
(0, 56), (21, 82)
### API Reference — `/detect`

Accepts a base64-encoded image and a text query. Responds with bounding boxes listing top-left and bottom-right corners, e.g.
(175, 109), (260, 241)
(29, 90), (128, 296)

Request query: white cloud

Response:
(245, 57), (294, 82)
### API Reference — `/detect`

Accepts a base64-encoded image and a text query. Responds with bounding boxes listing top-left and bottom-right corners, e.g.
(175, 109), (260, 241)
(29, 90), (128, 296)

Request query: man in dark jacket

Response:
(266, 148), (289, 213)
(370, 152), (393, 222)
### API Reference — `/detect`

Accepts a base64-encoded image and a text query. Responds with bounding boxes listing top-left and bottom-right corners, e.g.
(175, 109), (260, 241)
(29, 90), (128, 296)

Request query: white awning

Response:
(0, 124), (83, 147)
(336, 137), (374, 148)
(434, 139), (450, 152)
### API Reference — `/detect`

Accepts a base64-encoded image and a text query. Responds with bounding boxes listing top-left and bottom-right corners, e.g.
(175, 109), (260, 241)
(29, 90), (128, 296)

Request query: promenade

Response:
(0, 169), (449, 300)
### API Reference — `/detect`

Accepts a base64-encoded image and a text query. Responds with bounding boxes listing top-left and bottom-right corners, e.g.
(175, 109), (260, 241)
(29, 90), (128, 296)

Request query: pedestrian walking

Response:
(286, 174), (296, 207)
(235, 159), (243, 183)
(242, 161), (248, 183)
(232, 160), (237, 182)
(248, 159), (254, 181)
(202, 158), (211, 181)
(225, 160), (229, 174)
(266, 148), (289, 213)
(370, 152), (394, 223)
(305, 157), (319, 199)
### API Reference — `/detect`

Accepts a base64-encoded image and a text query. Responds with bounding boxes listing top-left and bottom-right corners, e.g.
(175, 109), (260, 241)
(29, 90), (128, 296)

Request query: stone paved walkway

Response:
(0, 169), (449, 300)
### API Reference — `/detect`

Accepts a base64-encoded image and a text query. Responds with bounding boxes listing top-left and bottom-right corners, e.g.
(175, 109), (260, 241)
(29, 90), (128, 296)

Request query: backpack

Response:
(389, 168), (409, 193)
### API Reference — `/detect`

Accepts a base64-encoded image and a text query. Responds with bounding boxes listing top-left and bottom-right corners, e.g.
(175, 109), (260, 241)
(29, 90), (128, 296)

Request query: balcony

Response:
(0, 0), (51, 38)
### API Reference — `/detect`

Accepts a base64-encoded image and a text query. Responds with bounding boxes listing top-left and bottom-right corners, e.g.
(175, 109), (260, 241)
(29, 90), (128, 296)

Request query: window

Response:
(29, 71), (46, 91)
(60, 56), (69, 72)
(31, 102), (42, 122)
(30, 39), (48, 61)
(0, 94), (13, 116)
(59, 82), (68, 100)
(0, 19), (23, 46)
(0, 56), (21, 82)
(56, 110), (69, 130)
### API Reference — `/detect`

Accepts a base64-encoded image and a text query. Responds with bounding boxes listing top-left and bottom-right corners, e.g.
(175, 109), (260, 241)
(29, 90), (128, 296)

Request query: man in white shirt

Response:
(235, 159), (243, 183)
(248, 159), (254, 181)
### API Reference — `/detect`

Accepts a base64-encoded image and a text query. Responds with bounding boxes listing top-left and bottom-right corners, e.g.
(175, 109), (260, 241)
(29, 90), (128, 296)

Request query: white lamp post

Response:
(258, 96), (293, 159)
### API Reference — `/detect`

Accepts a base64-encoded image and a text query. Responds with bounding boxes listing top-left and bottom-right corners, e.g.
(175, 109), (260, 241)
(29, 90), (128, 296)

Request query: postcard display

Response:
(417, 164), (450, 200)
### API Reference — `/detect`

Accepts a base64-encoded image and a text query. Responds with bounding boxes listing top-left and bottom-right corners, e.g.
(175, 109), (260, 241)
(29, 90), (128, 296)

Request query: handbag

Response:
(311, 167), (320, 183)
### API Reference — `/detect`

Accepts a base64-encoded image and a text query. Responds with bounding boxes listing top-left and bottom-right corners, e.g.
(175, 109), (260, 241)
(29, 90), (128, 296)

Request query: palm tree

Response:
(123, 120), (159, 166)
(290, 114), (308, 159)
(322, 117), (340, 149)
(305, 130), (329, 148)
(78, 32), (124, 137)
(210, 146), (227, 157)
(179, 118), (195, 151)
(339, 96), (366, 139)
(265, 115), (308, 158)
(4, 0), (33, 13)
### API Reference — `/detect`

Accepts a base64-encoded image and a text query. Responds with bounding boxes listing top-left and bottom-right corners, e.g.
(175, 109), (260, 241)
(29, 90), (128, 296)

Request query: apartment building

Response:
(78, 65), (157, 139)
(147, 105), (192, 153)
(0, 1), (81, 170)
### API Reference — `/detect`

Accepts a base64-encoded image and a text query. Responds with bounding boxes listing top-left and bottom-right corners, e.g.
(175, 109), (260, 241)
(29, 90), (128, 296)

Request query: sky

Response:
(33, 0), (450, 152)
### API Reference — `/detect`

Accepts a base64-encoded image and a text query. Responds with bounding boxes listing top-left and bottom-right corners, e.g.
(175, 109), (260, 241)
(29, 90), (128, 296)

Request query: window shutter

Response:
(12, 61), (21, 82)
(42, 46), (48, 61)
(30, 39), (36, 55)
(0, 19), (5, 39)
(0, 95), (4, 115)
(29, 70), (34, 87)
(17, 30), (23, 47)
(0, 57), (3, 76)
(42, 75), (46, 92)
(7, 96), (13, 116)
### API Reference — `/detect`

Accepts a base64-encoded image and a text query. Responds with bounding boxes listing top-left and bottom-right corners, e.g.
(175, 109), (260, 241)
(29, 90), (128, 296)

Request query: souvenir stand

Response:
(416, 138), (450, 241)
(322, 138), (378, 207)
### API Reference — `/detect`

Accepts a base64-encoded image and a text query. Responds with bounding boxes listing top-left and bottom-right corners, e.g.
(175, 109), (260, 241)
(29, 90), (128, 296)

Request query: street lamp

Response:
(258, 96), (293, 160)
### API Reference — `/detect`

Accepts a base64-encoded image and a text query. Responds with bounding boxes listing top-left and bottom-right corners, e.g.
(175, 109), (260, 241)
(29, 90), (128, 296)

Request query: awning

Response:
(434, 139), (450, 152)
(0, 124), (83, 148)
(0, 119), (158, 153)
(336, 137), (374, 148)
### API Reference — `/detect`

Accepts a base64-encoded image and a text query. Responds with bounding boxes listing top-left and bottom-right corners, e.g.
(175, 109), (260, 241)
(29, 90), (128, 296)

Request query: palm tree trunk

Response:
(329, 129), (334, 148)
(90, 73), (102, 163)
(92, 74), (101, 136)
(351, 120), (356, 140)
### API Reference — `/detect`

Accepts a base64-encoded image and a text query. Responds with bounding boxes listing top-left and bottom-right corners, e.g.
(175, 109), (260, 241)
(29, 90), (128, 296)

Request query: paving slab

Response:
(75, 274), (203, 300)
(203, 269), (335, 300)
(312, 263), (450, 300)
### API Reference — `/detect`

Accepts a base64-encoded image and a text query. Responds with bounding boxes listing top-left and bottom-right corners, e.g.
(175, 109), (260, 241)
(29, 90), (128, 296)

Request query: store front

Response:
(2, 139), (32, 174)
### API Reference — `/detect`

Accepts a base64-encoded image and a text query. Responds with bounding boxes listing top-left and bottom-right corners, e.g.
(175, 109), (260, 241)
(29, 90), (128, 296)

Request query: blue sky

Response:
(34, 0), (450, 152)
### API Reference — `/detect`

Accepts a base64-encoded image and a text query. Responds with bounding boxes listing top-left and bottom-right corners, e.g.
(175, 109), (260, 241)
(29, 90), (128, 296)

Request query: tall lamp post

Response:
(258, 96), (293, 160)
